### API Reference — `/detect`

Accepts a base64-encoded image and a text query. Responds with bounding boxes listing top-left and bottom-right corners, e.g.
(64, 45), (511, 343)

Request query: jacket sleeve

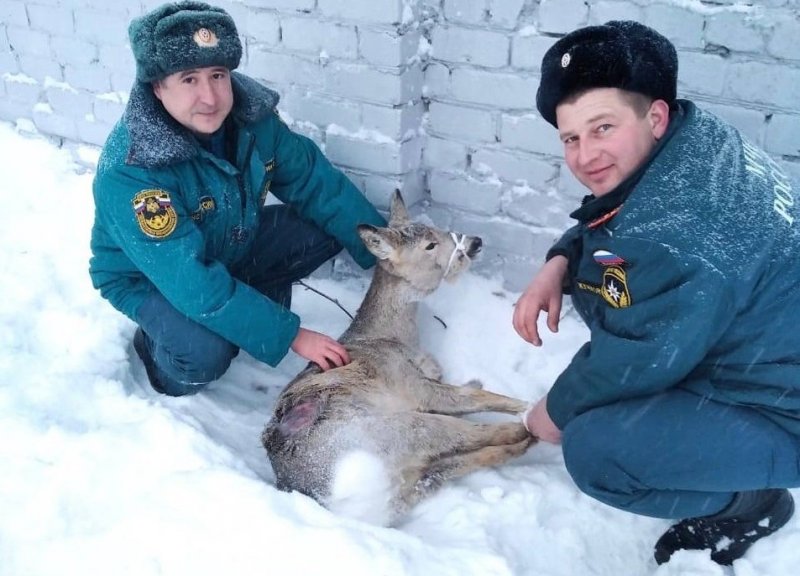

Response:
(93, 165), (300, 367)
(546, 224), (582, 263)
(547, 236), (737, 429)
(266, 115), (387, 268)
(546, 224), (583, 294)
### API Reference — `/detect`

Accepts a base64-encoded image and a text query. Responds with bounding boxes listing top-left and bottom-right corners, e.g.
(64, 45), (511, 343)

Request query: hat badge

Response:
(561, 52), (571, 68)
(193, 27), (219, 48)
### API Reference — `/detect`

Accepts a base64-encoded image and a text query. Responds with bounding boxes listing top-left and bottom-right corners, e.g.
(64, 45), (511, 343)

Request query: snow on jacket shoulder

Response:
(548, 101), (800, 434)
(89, 73), (385, 366)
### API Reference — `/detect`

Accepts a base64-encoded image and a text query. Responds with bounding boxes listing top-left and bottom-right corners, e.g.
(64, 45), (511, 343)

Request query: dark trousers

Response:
(135, 205), (341, 396)
(561, 387), (800, 520)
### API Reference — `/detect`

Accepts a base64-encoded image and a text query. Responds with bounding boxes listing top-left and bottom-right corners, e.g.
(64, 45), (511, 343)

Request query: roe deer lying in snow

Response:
(262, 191), (535, 525)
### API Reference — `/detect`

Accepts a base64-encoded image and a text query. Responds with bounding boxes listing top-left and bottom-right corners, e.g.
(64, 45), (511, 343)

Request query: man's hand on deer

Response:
(522, 395), (562, 444)
(291, 327), (351, 370)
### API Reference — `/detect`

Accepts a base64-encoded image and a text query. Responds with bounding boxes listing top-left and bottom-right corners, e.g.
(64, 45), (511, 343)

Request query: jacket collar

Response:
(570, 101), (687, 225)
(124, 72), (280, 168)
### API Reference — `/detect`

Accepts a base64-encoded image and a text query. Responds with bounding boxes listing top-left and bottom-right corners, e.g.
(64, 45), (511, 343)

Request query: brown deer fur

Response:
(262, 191), (535, 525)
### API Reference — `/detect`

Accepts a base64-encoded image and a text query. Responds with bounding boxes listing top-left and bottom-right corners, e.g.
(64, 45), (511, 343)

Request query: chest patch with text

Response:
(576, 250), (632, 308)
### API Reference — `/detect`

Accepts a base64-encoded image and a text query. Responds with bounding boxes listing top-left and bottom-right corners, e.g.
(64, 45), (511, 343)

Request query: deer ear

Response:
(388, 189), (410, 227)
(358, 224), (396, 260)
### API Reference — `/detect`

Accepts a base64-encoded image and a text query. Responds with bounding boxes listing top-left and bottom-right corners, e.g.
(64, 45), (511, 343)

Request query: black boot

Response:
(654, 489), (794, 565)
(133, 328), (166, 394)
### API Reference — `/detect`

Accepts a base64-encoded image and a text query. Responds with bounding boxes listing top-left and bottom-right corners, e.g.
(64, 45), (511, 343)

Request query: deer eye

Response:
(424, 242), (437, 251)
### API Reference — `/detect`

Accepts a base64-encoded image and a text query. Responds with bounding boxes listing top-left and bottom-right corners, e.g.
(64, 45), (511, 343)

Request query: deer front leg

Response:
(414, 379), (529, 415)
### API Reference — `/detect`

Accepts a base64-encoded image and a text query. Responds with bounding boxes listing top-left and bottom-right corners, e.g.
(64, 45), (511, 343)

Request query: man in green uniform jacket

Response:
(89, 2), (385, 396)
(513, 21), (799, 566)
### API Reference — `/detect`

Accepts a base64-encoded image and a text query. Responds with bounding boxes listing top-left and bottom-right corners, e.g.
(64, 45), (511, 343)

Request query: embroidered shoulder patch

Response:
(132, 189), (177, 238)
(601, 266), (631, 308)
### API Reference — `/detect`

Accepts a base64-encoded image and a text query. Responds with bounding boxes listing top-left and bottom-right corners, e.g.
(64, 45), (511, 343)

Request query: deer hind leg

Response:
(412, 351), (443, 381)
(412, 437), (535, 501)
(387, 413), (533, 516)
(413, 379), (529, 415)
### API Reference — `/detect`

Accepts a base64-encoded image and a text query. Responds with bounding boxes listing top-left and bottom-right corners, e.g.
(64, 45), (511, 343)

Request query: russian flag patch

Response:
(593, 249), (626, 267)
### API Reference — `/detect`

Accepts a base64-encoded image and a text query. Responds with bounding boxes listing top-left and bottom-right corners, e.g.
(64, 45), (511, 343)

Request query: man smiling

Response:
(513, 20), (800, 566)
(89, 2), (385, 396)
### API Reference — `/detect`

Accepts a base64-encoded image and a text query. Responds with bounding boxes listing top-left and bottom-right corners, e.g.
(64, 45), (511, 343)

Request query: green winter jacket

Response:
(89, 73), (385, 366)
(547, 101), (800, 435)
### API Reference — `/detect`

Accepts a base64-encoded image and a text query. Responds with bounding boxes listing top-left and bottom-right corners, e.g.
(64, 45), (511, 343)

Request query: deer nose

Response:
(467, 236), (482, 257)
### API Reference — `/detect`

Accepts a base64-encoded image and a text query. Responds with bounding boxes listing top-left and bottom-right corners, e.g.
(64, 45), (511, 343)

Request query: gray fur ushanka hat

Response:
(536, 20), (678, 127)
(129, 1), (243, 83)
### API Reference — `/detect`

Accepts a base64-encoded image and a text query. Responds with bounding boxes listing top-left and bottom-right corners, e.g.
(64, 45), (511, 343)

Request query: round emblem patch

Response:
(193, 27), (219, 48)
(561, 52), (571, 68)
(132, 189), (178, 238)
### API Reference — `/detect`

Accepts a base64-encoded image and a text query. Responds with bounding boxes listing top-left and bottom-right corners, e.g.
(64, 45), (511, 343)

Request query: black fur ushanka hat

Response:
(536, 20), (678, 127)
(129, 1), (243, 83)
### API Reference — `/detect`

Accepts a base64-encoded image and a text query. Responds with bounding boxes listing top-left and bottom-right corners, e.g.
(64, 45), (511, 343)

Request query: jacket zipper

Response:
(231, 134), (257, 245)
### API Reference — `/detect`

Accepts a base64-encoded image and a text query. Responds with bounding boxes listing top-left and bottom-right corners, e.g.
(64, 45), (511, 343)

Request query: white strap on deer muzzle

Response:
(445, 232), (468, 276)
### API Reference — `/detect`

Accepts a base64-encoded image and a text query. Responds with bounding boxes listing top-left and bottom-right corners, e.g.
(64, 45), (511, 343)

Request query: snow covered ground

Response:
(1, 121), (797, 575)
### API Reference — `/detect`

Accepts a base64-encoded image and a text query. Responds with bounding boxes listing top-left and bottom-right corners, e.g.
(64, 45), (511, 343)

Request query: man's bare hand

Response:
(291, 327), (350, 370)
(522, 396), (562, 444)
(513, 255), (568, 346)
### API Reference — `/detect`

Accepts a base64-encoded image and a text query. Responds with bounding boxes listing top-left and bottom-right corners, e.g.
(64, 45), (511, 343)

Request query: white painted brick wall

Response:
(677, 52), (727, 96)
(702, 102), (767, 145)
(424, 137), (468, 170)
(362, 101), (424, 141)
(504, 185), (574, 230)
(0, 1), (28, 26)
(448, 68), (538, 109)
(500, 113), (562, 157)
(510, 32), (556, 70)
(359, 29), (421, 68)
(472, 148), (557, 189)
(1, 0), (798, 292)
(589, 1), (644, 25)
(766, 114), (800, 157)
(246, 50), (324, 89)
(538, 0), (590, 34)
(429, 170), (503, 215)
(317, 0), (410, 24)
(236, 9), (281, 45)
(73, 9), (131, 45)
(50, 37), (98, 69)
(6, 27), (50, 60)
(428, 101), (496, 142)
(27, 4), (75, 36)
(706, 12), (765, 53)
(281, 17), (359, 59)
(768, 15), (800, 59)
(643, 4), (705, 49)
(431, 26), (509, 68)
(323, 63), (423, 105)
(488, 0), (526, 30)
(16, 54), (61, 83)
(245, 0), (315, 10)
(443, 0), (485, 26)
(727, 61), (800, 109)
